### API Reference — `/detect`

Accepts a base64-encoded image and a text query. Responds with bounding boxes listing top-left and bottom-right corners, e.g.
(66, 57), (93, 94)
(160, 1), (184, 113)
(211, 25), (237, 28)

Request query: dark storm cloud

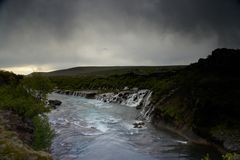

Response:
(153, 0), (240, 46)
(0, 0), (239, 73)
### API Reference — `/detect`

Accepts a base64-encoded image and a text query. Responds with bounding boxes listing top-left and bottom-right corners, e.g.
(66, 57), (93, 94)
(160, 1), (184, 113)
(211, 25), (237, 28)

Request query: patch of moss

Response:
(154, 94), (194, 128)
(0, 126), (52, 160)
(202, 153), (240, 160)
(210, 124), (240, 152)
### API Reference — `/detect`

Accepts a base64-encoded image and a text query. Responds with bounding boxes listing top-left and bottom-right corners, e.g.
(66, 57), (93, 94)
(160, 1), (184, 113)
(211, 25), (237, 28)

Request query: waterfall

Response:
(140, 91), (154, 121)
(96, 89), (155, 121)
(96, 89), (150, 108)
(54, 88), (155, 121)
(54, 90), (97, 99)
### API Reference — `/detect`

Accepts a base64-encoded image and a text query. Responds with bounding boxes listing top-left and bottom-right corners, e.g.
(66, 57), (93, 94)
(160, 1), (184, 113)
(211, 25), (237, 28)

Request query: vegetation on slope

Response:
(38, 65), (184, 77)
(152, 49), (240, 156)
(0, 71), (53, 159)
(48, 48), (240, 155)
(47, 65), (180, 101)
(0, 112), (52, 160)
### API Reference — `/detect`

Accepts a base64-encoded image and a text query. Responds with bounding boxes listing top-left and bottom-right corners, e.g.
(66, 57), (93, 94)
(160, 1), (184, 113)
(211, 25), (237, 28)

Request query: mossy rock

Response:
(0, 127), (52, 160)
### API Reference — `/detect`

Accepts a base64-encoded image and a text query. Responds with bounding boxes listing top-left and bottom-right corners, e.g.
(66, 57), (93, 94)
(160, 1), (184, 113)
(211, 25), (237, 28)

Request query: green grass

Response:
(37, 66), (185, 77)
(0, 71), (54, 151)
(0, 86), (48, 119)
(32, 115), (54, 151)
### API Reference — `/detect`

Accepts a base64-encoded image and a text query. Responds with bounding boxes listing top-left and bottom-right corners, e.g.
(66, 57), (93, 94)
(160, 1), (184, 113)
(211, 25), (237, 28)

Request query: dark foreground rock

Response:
(48, 99), (62, 109)
(0, 110), (52, 160)
(151, 48), (240, 153)
(0, 110), (34, 145)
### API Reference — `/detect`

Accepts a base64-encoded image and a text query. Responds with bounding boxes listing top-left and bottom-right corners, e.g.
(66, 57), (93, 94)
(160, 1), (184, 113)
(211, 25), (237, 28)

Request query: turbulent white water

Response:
(48, 93), (220, 160)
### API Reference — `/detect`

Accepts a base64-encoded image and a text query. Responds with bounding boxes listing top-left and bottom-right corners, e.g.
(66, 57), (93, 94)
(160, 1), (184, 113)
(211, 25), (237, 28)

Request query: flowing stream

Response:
(48, 93), (220, 160)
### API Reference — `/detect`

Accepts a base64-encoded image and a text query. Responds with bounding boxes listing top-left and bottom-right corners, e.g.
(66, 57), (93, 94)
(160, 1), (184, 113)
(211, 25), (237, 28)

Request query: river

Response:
(48, 93), (220, 160)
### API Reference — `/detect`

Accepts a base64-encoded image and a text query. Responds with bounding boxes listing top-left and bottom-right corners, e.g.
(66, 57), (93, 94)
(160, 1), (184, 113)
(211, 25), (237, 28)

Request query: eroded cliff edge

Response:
(52, 49), (240, 154)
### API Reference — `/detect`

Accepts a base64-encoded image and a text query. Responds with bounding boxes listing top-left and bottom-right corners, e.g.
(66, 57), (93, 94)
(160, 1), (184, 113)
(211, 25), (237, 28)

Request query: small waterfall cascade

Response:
(54, 88), (156, 121)
(96, 89), (155, 121)
(54, 90), (97, 98)
(139, 91), (155, 121)
(96, 89), (149, 107)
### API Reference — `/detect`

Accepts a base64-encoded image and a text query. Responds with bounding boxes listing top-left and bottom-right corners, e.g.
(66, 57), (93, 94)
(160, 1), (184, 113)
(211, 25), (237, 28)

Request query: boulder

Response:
(133, 121), (145, 128)
(123, 86), (129, 90)
(84, 92), (97, 99)
(48, 100), (62, 109)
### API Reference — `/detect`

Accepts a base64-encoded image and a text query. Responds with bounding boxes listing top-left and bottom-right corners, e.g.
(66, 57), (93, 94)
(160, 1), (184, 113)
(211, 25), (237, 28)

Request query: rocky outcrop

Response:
(96, 89), (155, 121)
(54, 90), (97, 99)
(54, 88), (155, 121)
(149, 49), (240, 153)
(0, 110), (52, 160)
(0, 128), (52, 160)
(96, 89), (149, 107)
(0, 110), (34, 145)
(211, 126), (240, 152)
(133, 121), (145, 128)
(48, 100), (62, 109)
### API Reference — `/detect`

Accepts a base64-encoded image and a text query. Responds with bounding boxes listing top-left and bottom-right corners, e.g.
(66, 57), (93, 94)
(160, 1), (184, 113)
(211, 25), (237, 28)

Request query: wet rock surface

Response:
(133, 121), (145, 128)
(96, 89), (154, 121)
(48, 100), (62, 109)
(96, 89), (150, 107)
(54, 89), (155, 121)
(54, 90), (97, 99)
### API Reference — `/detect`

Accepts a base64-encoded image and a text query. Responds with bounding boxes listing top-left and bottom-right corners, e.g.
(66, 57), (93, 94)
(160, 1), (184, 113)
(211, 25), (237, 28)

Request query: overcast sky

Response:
(0, 0), (240, 74)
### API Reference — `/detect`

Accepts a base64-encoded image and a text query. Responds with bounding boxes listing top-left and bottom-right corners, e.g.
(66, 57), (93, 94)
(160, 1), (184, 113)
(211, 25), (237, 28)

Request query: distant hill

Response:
(35, 66), (185, 77)
(48, 48), (240, 153)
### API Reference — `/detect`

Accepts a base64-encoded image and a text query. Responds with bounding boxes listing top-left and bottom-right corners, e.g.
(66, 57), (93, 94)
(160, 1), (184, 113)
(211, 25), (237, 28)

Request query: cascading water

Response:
(48, 93), (220, 160)
(96, 89), (155, 121)
(139, 91), (154, 121)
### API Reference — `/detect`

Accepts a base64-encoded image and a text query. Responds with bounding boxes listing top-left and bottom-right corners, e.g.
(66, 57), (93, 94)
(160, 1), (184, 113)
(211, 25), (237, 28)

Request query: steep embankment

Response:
(0, 111), (52, 160)
(48, 48), (240, 154)
(152, 48), (240, 153)
(0, 71), (53, 160)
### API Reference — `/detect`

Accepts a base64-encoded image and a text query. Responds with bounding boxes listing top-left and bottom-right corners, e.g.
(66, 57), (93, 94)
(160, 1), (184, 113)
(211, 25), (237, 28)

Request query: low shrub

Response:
(32, 115), (54, 151)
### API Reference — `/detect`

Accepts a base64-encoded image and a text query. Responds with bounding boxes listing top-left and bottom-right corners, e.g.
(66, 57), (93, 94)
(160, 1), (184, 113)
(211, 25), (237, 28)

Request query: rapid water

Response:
(48, 93), (220, 160)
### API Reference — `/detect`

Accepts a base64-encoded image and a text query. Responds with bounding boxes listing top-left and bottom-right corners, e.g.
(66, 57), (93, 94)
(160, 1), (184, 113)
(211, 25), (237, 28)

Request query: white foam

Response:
(81, 131), (103, 136)
(71, 121), (86, 128)
(95, 123), (109, 133)
(176, 140), (188, 144)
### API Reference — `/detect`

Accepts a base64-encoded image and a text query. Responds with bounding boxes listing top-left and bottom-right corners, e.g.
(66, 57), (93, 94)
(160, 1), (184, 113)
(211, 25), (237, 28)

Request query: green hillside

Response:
(37, 66), (185, 77)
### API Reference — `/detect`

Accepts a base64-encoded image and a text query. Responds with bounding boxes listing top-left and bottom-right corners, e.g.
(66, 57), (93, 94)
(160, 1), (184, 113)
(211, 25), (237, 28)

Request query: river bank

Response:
(51, 88), (229, 155)
(0, 71), (54, 160)
(46, 48), (240, 159)
(0, 110), (52, 160)
(48, 92), (222, 160)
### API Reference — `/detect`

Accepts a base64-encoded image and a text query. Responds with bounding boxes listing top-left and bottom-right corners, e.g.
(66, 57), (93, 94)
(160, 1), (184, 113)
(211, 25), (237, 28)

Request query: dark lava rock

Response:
(133, 121), (145, 128)
(85, 92), (97, 99)
(48, 99), (62, 109)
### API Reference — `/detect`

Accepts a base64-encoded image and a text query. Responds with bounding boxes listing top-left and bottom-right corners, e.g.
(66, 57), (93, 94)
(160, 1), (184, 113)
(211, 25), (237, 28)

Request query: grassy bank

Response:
(0, 71), (53, 160)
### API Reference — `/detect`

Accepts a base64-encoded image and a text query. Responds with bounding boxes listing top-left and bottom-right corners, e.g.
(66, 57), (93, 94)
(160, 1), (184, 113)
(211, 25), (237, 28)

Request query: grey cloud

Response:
(153, 0), (240, 47)
(0, 0), (239, 72)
